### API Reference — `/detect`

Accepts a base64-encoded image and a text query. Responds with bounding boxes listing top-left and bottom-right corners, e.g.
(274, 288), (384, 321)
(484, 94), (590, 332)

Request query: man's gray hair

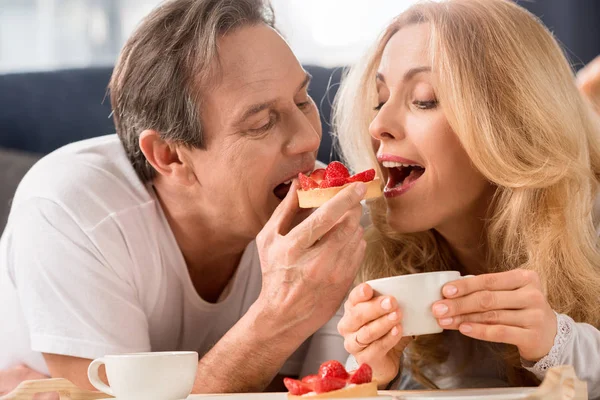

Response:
(109, 0), (275, 182)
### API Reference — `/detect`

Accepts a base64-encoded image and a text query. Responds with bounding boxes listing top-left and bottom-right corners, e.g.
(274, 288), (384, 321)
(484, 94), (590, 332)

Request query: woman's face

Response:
(370, 23), (493, 234)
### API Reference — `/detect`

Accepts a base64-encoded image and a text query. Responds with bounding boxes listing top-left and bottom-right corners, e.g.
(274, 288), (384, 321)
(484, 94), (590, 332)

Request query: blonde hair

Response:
(333, 0), (600, 388)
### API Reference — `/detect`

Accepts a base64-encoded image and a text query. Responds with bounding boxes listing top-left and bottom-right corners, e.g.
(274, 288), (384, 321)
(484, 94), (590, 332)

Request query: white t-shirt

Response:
(0, 134), (347, 377)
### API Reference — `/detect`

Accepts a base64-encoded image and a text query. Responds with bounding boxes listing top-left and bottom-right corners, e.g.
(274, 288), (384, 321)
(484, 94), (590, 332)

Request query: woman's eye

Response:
(413, 100), (438, 110)
(374, 102), (386, 111)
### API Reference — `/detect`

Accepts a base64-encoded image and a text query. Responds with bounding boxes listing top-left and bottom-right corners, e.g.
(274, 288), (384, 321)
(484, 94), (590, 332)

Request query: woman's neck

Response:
(435, 187), (495, 275)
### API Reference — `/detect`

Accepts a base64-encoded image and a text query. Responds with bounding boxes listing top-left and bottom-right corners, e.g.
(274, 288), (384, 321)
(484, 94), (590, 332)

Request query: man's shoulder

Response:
(11, 135), (155, 230)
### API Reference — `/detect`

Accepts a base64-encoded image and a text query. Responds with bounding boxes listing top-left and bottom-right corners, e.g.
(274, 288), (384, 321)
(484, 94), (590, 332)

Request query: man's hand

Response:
(254, 179), (367, 342)
(0, 364), (57, 399)
(577, 55), (600, 113)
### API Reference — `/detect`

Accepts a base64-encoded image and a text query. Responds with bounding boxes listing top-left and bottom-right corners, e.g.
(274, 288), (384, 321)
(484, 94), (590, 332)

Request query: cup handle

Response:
(87, 357), (114, 396)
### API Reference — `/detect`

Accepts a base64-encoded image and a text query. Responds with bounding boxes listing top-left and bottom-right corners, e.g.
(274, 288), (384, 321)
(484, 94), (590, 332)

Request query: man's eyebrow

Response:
(236, 100), (278, 126)
(376, 67), (431, 84)
(298, 72), (312, 93)
(235, 73), (313, 126)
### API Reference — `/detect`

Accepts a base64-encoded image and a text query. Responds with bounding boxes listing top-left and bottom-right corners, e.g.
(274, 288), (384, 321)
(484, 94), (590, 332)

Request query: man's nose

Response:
(285, 109), (321, 155)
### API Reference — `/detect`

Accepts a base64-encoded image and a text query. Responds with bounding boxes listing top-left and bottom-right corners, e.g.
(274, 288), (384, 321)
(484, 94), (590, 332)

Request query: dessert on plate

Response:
(284, 360), (378, 398)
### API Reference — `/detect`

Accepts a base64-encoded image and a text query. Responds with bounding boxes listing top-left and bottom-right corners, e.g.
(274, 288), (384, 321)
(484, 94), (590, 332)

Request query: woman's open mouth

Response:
(382, 161), (425, 198)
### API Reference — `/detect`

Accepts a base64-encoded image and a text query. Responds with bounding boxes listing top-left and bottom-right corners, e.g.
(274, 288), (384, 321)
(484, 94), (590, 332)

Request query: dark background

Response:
(519, 0), (600, 68)
(1, 0), (599, 157)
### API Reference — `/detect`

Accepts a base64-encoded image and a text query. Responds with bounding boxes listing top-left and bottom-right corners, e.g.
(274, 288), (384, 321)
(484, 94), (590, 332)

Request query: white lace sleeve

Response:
(522, 312), (600, 400)
(522, 313), (573, 376)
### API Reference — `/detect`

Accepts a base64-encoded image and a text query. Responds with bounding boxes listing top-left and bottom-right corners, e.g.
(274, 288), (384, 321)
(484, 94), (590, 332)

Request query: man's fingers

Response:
(264, 180), (301, 235)
(316, 206), (363, 248)
(289, 182), (366, 248)
(441, 269), (540, 299)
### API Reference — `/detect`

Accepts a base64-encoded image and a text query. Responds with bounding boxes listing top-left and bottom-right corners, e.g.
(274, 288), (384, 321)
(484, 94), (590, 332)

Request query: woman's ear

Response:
(139, 130), (197, 186)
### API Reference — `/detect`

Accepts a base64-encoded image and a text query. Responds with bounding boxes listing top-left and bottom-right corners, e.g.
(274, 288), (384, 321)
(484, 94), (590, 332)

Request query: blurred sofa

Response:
(0, 65), (343, 233)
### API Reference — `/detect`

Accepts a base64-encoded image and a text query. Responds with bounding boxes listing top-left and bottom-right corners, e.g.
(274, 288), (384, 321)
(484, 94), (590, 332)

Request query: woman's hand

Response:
(577, 55), (600, 113)
(431, 269), (557, 362)
(337, 283), (412, 386)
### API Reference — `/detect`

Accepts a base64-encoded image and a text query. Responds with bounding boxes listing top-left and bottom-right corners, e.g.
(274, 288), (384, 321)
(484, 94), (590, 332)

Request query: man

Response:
(0, 0), (367, 394)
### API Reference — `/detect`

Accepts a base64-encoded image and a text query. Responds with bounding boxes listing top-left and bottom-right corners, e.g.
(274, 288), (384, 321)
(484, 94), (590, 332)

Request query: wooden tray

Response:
(1, 365), (586, 400)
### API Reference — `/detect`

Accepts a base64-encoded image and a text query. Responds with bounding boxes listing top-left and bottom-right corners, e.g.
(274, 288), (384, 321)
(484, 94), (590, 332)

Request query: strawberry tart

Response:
(297, 162), (382, 208)
(284, 360), (378, 398)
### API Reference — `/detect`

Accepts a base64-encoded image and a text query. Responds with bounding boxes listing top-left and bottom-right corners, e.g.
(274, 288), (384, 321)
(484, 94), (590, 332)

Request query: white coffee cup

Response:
(366, 271), (472, 337)
(87, 351), (198, 400)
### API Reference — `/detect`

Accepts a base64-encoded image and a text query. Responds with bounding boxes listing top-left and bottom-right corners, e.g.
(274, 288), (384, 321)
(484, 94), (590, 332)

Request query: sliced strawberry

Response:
(301, 374), (320, 386)
(284, 377), (313, 395)
(347, 169), (375, 183)
(314, 377), (347, 394)
(325, 161), (350, 181)
(348, 363), (373, 385)
(310, 168), (326, 183)
(318, 360), (349, 380)
(298, 173), (318, 190)
(319, 177), (346, 188)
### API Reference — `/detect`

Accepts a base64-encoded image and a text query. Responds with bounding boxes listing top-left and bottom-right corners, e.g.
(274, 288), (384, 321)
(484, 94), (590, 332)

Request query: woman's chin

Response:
(386, 210), (434, 234)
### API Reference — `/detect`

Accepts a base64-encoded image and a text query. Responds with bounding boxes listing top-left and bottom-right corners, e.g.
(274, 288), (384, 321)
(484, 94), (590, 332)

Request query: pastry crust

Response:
(297, 179), (382, 208)
(287, 381), (378, 399)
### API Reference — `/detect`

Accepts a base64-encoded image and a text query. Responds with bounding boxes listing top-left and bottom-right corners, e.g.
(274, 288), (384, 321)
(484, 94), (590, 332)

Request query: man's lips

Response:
(273, 167), (314, 200)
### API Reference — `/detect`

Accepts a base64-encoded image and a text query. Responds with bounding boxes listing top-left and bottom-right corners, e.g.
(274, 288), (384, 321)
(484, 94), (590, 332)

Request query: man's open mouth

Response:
(273, 179), (293, 200)
(383, 161), (425, 195)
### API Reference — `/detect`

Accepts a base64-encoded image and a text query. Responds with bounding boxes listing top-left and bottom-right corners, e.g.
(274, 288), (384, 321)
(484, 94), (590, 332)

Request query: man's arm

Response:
(40, 303), (327, 393)
(190, 181), (366, 392)
(43, 351), (287, 393)
(191, 181), (367, 393)
(190, 305), (301, 393)
(43, 354), (108, 391)
(22, 181), (366, 393)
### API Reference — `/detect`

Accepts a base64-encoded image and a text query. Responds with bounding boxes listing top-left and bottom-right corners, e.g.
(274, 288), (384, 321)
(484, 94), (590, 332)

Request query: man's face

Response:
(183, 24), (322, 240)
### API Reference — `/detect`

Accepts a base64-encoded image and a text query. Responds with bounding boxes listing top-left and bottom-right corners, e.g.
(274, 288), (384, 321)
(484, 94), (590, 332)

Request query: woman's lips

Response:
(383, 163), (425, 198)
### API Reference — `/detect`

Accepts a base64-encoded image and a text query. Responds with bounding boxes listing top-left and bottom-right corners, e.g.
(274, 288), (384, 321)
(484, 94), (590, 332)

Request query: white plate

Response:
(100, 388), (534, 400)
(391, 387), (537, 399)
(188, 394), (284, 400)
(187, 395), (387, 400)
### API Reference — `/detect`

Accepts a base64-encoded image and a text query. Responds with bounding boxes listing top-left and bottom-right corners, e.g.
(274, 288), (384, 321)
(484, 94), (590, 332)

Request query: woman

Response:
(333, 0), (600, 397)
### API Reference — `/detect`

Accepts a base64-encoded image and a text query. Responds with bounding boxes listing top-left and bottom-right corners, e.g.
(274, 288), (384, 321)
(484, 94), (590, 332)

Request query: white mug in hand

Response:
(366, 271), (472, 337)
(87, 351), (198, 400)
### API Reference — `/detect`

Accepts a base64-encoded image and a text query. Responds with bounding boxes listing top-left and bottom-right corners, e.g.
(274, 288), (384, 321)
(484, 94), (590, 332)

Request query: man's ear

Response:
(139, 130), (197, 186)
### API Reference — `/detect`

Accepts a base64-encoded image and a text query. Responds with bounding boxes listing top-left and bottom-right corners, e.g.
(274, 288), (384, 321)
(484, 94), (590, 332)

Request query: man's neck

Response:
(152, 181), (251, 303)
